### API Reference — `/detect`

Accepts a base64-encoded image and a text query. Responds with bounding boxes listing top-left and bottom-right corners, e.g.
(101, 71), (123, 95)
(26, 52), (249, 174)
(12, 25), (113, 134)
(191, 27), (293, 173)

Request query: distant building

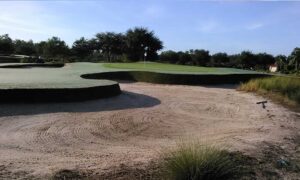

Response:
(269, 64), (278, 72)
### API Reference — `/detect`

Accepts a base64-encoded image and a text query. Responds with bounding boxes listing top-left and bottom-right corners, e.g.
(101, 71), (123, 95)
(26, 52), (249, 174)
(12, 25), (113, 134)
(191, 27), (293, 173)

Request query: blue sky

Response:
(0, 1), (299, 55)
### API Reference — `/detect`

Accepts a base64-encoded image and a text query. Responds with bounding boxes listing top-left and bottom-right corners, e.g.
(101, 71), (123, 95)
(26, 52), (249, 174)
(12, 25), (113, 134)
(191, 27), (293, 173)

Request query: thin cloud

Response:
(245, 23), (264, 30)
(144, 5), (165, 19)
(197, 21), (218, 33)
(0, 1), (74, 41)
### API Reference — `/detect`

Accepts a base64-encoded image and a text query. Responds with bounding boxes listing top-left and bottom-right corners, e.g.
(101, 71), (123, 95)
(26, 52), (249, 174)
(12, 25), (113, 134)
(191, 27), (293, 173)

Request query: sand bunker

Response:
(0, 82), (299, 179)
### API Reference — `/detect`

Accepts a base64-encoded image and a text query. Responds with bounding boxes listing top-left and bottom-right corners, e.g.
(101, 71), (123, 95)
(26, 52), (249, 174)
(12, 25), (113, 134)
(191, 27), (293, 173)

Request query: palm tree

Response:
(289, 48), (300, 71)
(275, 55), (287, 72)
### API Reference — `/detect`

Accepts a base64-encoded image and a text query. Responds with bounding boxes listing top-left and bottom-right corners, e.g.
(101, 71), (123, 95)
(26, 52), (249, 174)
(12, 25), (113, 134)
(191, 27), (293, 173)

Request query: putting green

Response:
(0, 62), (268, 102)
(0, 63), (115, 89)
(0, 63), (120, 102)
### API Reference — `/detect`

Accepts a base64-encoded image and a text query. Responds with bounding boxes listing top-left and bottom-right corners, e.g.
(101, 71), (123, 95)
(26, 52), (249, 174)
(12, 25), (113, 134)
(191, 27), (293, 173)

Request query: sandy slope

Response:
(0, 82), (299, 179)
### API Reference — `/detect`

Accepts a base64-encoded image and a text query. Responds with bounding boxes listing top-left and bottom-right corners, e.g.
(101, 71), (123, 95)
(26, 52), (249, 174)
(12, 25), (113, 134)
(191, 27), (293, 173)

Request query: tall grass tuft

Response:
(161, 143), (241, 180)
(239, 76), (300, 104)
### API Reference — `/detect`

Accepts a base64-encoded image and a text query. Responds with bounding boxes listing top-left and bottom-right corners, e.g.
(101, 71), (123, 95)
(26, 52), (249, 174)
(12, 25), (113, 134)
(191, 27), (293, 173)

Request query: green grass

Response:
(104, 62), (258, 74)
(239, 76), (300, 104)
(0, 62), (262, 89)
(0, 63), (121, 102)
(160, 142), (241, 180)
(0, 62), (115, 89)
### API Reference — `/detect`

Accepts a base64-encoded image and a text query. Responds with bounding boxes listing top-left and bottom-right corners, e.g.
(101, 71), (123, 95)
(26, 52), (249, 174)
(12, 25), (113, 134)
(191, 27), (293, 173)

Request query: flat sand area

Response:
(0, 82), (299, 179)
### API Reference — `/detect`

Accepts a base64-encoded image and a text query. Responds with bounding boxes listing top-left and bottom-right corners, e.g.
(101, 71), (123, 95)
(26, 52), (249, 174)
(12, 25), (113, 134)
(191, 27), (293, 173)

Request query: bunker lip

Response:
(0, 83), (121, 103)
(0, 63), (65, 68)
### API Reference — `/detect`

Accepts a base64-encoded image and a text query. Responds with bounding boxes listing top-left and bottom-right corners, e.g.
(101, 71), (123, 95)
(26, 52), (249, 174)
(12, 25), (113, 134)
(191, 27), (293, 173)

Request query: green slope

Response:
(103, 62), (258, 74)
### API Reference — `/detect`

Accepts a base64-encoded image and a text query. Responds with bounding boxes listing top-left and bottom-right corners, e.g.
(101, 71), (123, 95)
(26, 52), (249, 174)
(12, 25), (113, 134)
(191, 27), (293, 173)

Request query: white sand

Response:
(0, 82), (298, 179)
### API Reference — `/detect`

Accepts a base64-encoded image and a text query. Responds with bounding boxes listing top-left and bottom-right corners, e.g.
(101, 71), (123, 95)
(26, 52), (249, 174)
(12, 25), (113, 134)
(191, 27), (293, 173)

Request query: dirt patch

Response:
(0, 82), (299, 179)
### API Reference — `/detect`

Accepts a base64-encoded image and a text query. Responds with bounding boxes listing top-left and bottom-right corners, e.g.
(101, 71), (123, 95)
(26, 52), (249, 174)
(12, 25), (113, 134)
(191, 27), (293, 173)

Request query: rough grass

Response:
(239, 76), (300, 104)
(160, 143), (242, 180)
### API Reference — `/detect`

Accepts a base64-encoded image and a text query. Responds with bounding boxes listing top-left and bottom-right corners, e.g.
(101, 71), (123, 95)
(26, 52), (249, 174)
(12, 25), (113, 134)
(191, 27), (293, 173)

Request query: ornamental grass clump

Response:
(161, 143), (241, 180)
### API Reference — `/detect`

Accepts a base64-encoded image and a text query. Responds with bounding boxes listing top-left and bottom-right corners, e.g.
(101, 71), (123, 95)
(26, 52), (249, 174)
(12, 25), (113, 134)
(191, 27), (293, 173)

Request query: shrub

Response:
(160, 143), (241, 180)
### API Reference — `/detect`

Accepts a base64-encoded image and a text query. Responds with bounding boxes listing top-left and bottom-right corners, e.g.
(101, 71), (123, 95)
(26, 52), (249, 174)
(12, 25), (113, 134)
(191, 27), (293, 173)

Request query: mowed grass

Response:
(0, 63), (115, 89)
(104, 62), (258, 74)
(0, 62), (261, 89)
(239, 76), (300, 104)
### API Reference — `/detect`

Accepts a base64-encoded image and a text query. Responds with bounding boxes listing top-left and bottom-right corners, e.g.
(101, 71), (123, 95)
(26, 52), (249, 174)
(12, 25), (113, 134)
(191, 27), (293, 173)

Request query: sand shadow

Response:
(0, 91), (161, 117)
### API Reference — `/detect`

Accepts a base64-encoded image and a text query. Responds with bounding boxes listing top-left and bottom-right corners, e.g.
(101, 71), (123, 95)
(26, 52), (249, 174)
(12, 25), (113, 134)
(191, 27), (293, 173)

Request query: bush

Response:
(160, 143), (241, 180)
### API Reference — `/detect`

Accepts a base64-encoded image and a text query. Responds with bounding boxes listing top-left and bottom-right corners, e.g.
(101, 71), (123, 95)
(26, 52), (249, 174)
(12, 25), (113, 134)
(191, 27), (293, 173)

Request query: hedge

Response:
(81, 71), (271, 85)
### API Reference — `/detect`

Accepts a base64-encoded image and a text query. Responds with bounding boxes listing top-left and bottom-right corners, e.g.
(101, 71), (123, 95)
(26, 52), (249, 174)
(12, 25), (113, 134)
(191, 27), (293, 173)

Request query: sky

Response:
(0, 0), (299, 55)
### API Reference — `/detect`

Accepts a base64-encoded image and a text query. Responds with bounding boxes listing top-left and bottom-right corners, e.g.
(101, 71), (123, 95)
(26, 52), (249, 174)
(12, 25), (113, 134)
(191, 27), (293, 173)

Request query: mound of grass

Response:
(239, 76), (300, 104)
(160, 143), (241, 180)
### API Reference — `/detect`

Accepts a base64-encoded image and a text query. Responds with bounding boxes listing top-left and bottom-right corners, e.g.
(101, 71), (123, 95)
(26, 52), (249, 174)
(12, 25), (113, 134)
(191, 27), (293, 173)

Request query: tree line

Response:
(0, 27), (163, 62)
(0, 27), (299, 74)
(160, 49), (300, 74)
